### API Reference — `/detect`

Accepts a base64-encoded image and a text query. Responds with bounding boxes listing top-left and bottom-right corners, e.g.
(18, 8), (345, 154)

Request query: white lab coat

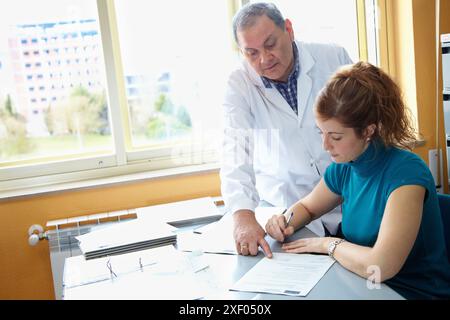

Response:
(220, 40), (352, 236)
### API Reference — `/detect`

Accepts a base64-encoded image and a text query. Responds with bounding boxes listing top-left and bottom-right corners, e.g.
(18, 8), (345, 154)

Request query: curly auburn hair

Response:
(315, 61), (417, 150)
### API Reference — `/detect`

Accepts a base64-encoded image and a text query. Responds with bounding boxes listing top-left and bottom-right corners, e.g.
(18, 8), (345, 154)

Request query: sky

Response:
(0, 0), (360, 105)
(0, 0), (234, 74)
(0, 0), (360, 72)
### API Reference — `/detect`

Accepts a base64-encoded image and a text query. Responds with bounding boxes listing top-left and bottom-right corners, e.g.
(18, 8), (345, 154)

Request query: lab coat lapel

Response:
(244, 61), (298, 120)
(261, 87), (297, 119)
(296, 42), (314, 125)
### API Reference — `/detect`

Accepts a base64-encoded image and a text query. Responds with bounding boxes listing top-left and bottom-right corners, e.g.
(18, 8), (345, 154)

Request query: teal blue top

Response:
(324, 141), (450, 299)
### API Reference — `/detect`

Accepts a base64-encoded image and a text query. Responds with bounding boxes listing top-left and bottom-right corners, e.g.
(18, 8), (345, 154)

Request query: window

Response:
(0, 0), (379, 192)
(0, 0), (112, 180)
(113, 0), (234, 161)
(249, 0), (368, 63)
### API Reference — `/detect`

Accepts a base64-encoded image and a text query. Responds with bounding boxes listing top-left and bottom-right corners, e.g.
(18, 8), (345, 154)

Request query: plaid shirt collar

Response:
(261, 42), (300, 89)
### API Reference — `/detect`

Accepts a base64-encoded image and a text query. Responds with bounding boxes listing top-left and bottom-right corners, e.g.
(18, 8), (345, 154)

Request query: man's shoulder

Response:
(229, 63), (247, 77)
(228, 60), (258, 85)
(297, 41), (351, 65)
(299, 40), (344, 52)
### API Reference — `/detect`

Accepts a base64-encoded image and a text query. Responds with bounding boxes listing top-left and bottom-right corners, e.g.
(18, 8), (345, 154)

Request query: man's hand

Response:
(265, 213), (295, 242)
(233, 210), (273, 258)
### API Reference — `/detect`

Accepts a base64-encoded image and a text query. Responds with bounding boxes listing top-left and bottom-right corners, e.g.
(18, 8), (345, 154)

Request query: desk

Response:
(62, 223), (403, 300)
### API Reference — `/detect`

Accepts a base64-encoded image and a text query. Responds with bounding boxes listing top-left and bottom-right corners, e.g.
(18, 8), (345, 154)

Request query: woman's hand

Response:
(265, 214), (295, 242)
(282, 237), (338, 254)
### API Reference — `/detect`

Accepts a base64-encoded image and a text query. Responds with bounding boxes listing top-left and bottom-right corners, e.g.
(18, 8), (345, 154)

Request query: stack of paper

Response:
(136, 197), (223, 227)
(75, 219), (177, 260)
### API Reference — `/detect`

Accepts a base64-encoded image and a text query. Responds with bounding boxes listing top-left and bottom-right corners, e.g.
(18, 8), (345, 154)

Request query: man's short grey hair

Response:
(232, 2), (285, 44)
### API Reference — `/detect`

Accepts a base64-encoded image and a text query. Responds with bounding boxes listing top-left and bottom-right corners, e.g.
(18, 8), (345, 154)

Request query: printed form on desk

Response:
(230, 253), (335, 297)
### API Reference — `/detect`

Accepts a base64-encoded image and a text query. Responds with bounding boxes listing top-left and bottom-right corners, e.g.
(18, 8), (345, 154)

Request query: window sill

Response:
(0, 162), (220, 202)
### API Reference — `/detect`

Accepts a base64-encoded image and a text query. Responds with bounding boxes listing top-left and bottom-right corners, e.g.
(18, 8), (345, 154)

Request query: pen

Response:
(285, 211), (294, 228)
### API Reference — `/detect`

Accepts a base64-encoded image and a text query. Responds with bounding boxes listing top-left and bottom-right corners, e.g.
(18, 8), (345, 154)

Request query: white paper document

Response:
(230, 253), (335, 297)
(178, 206), (286, 255)
(63, 245), (179, 289)
(63, 265), (206, 300)
(63, 247), (211, 300)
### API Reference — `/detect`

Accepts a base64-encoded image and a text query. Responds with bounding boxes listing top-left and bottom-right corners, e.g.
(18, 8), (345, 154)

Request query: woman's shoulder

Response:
(388, 147), (427, 165)
(386, 147), (431, 177)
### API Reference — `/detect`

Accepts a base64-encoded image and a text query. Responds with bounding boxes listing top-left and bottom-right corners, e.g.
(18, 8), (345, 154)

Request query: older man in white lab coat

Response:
(220, 3), (352, 257)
